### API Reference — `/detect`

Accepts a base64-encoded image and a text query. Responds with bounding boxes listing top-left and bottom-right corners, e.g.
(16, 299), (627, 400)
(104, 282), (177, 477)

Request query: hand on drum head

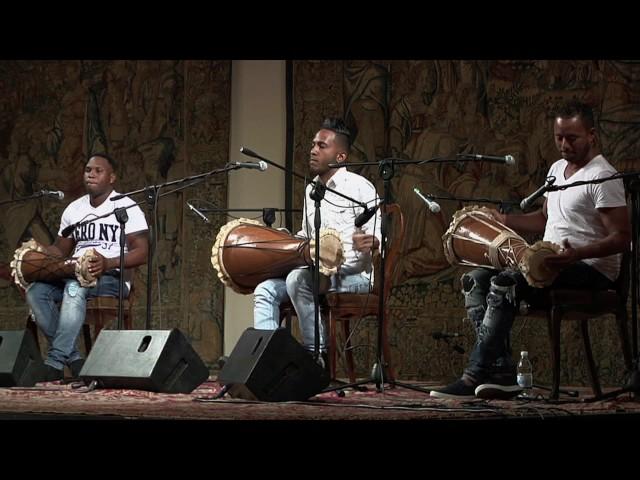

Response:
(543, 239), (577, 269)
(352, 232), (380, 252)
(485, 208), (506, 225)
(87, 251), (108, 277)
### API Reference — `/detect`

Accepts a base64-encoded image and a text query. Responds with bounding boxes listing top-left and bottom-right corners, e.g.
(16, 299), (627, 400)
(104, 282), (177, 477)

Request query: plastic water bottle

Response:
(517, 351), (533, 398)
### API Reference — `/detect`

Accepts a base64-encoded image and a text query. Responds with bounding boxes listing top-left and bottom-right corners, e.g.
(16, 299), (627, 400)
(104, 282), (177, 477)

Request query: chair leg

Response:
(548, 307), (562, 400)
(83, 324), (93, 353)
(342, 320), (356, 384)
(328, 311), (337, 381)
(85, 310), (106, 354)
(615, 309), (633, 371)
(580, 320), (602, 398)
(382, 311), (395, 382)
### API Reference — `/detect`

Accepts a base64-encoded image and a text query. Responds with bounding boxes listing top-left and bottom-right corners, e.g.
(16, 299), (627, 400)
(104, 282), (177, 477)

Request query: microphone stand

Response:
(113, 208), (128, 328)
(0, 190), (62, 206)
(80, 164), (242, 330)
(309, 180), (325, 364)
(240, 148), (371, 367)
(197, 207), (301, 228)
(321, 155), (522, 394)
(320, 157), (457, 394)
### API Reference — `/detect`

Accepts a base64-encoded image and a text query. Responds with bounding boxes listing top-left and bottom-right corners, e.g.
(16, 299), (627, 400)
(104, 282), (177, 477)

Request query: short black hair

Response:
(553, 100), (595, 129)
(88, 152), (118, 171)
(321, 117), (352, 150)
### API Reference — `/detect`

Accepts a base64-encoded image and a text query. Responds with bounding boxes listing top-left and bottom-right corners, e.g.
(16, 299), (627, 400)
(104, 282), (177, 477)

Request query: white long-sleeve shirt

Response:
(298, 167), (381, 277)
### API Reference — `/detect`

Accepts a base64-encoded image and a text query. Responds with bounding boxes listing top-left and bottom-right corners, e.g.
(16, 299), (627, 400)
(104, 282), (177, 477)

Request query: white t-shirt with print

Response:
(543, 155), (626, 282)
(58, 191), (148, 290)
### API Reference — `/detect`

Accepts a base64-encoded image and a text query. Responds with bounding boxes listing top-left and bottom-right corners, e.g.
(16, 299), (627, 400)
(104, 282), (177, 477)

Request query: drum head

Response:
(310, 228), (344, 276)
(211, 218), (264, 294)
(10, 239), (46, 290)
(519, 240), (562, 288)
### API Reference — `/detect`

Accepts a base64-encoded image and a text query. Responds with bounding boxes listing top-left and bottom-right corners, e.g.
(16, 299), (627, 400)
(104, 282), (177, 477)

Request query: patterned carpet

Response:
(1, 377), (639, 421)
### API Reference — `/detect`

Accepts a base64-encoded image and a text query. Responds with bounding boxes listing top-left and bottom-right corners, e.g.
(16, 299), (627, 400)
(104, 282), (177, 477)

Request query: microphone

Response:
(40, 190), (65, 200)
(413, 188), (441, 213)
(519, 176), (556, 211)
(354, 205), (378, 228)
(186, 201), (210, 223)
(239, 147), (261, 159)
(432, 331), (464, 340)
(229, 161), (268, 171)
(456, 153), (516, 166)
(61, 223), (76, 238)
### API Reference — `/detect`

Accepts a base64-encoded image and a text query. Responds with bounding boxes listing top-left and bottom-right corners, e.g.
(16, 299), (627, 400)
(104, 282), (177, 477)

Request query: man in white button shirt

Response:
(253, 118), (381, 370)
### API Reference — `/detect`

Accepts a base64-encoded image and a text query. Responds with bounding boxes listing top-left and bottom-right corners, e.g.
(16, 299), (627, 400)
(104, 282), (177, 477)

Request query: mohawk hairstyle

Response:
(321, 117), (352, 150)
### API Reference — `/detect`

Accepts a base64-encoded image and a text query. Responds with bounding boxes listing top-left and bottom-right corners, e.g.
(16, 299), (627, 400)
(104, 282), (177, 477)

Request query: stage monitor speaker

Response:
(218, 328), (330, 401)
(79, 329), (209, 393)
(0, 329), (45, 387)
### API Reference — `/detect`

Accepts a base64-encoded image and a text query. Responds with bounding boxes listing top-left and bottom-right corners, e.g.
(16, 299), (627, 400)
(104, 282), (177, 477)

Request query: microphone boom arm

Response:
(241, 147), (370, 211)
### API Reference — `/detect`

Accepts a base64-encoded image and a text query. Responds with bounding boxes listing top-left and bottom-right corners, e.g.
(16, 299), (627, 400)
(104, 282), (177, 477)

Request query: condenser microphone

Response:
(186, 202), (210, 223)
(229, 161), (268, 171)
(456, 153), (516, 166)
(354, 205), (379, 228)
(41, 190), (65, 200)
(413, 188), (441, 213)
(519, 176), (556, 211)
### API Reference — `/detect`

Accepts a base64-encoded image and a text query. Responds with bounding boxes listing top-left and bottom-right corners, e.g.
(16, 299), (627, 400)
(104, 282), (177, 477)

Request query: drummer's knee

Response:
(487, 273), (517, 308)
(254, 279), (286, 304)
(25, 282), (54, 304)
(461, 269), (493, 305)
(285, 267), (311, 291)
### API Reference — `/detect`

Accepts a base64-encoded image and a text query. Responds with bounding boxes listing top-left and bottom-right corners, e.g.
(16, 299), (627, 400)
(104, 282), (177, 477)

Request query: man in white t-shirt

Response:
(431, 100), (631, 400)
(252, 118), (381, 373)
(26, 153), (149, 381)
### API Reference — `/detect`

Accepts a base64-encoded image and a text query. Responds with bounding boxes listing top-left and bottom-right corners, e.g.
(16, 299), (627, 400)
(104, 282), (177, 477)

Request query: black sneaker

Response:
(44, 365), (64, 382)
(474, 371), (522, 400)
(69, 359), (85, 378)
(430, 379), (477, 400)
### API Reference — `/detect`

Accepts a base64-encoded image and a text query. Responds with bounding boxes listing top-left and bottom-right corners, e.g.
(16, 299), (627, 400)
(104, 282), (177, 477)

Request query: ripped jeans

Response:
(254, 268), (371, 352)
(26, 276), (125, 370)
(461, 262), (614, 382)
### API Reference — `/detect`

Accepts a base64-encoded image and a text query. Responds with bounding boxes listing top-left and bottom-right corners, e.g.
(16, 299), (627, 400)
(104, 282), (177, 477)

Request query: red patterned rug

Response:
(1, 377), (639, 421)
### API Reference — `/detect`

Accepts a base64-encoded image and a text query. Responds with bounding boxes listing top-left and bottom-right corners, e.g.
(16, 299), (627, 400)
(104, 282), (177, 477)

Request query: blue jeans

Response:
(253, 267), (371, 351)
(26, 276), (127, 370)
(461, 262), (614, 382)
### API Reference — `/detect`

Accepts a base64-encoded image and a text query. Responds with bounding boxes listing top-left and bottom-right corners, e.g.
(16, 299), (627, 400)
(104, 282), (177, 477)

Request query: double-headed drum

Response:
(211, 218), (344, 294)
(442, 206), (561, 288)
(10, 239), (98, 290)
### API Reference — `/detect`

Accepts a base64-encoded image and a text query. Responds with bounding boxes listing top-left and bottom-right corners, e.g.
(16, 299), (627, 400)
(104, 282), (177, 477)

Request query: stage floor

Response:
(1, 377), (639, 422)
